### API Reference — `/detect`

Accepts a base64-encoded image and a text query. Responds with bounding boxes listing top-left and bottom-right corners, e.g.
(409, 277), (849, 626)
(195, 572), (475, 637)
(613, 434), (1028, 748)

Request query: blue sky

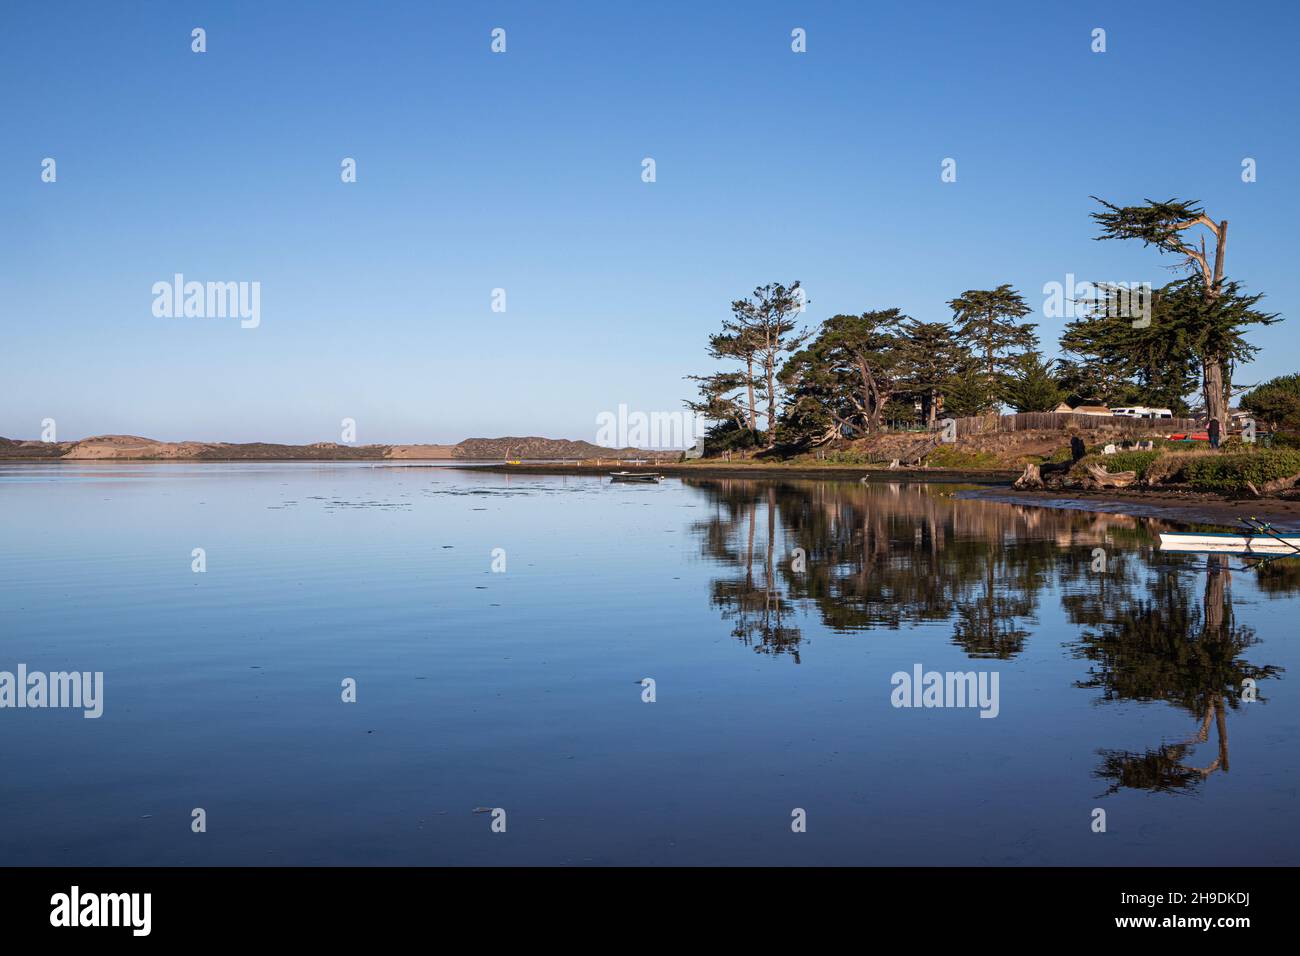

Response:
(3, 0), (1297, 443)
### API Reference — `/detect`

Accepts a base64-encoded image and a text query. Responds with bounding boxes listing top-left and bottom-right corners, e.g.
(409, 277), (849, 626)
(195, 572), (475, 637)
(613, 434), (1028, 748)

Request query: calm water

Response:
(1, 462), (1297, 866)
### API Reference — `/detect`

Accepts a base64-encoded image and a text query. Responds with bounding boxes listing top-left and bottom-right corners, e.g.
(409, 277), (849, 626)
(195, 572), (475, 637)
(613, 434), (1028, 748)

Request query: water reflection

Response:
(689, 478), (1152, 658)
(696, 484), (805, 659)
(686, 478), (1288, 794)
(1072, 553), (1282, 794)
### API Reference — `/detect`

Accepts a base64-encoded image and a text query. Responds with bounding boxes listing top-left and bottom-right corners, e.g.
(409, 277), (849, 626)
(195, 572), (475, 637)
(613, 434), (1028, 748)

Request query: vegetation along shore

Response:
(669, 196), (1300, 522)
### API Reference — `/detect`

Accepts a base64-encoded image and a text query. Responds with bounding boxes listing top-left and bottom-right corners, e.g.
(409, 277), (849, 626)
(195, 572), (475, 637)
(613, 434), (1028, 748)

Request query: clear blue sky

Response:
(3, 0), (1297, 443)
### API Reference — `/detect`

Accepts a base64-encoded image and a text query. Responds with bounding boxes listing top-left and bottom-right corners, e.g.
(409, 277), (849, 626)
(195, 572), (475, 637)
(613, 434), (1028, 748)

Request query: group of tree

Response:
(688, 282), (1056, 450)
(685, 282), (808, 450)
(687, 198), (1281, 452)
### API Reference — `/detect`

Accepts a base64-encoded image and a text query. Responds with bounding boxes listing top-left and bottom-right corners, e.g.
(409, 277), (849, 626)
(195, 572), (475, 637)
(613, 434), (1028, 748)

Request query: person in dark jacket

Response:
(1208, 417), (1221, 449)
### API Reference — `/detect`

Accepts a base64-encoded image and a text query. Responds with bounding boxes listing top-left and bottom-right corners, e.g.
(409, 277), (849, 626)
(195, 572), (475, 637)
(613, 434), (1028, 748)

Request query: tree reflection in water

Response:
(687, 478), (1288, 794)
(689, 478), (1117, 659)
(1071, 553), (1283, 795)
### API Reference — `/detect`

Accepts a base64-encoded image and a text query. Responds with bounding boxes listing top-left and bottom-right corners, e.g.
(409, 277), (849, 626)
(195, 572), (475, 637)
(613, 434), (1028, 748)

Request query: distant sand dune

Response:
(0, 434), (675, 462)
(63, 435), (214, 459)
(385, 445), (457, 459)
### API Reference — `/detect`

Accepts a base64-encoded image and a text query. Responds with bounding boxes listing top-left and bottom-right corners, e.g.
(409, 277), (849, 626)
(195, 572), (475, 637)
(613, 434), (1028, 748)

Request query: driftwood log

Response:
(1013, 463), (1043, 489)
(1085, 463), (1138, 489)
(1244, 472), (1300, 498)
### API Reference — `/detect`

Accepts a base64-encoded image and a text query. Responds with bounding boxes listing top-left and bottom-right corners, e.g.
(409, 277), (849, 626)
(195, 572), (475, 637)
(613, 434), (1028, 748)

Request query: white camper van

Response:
(1112, 406), (1174, 420)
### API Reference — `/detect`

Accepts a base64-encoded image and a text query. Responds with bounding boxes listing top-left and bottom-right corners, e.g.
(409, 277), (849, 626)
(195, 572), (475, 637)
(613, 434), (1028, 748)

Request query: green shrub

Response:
(1182, 449), (1300, 492)
(1072, 450), (1163, 479)
(1143, 450), (1213, 485)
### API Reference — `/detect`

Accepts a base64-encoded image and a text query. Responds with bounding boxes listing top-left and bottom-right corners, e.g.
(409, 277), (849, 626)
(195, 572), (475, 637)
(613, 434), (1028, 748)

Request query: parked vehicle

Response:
(1112, 406), (1174, 419)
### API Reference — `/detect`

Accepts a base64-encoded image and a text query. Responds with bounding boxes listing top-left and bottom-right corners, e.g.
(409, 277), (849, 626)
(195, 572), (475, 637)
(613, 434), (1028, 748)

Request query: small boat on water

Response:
(609, 471), (662, 483)
(1159, 531), (1300, 555)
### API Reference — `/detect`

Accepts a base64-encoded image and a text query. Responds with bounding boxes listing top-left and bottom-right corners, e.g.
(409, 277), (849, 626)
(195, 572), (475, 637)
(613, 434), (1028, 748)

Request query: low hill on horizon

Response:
(0, 433), (678, 461)
(452, 436), (668, 460)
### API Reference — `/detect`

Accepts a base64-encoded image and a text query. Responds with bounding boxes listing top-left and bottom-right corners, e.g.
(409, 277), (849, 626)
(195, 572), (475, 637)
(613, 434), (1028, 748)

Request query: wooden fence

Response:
(940, 412), (1200, 438)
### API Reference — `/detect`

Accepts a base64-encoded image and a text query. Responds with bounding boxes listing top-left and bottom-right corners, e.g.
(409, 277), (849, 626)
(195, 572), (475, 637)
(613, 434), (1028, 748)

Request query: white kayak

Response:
(1159, 531), (1300, 555)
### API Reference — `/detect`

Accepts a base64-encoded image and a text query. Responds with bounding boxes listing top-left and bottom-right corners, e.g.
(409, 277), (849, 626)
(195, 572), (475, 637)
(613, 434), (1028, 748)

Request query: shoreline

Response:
(962, 486), (1300, 529)
(478, 462), (1300, 527)
(8, 456), (1298, 528)
(459, 461), (1018, 482)
(0, 458), (462, 466)
(0, 455), (1016, 482)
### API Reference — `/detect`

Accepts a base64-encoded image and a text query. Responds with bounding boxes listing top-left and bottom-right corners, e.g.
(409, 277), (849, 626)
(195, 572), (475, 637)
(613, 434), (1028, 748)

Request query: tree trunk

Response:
(745, 501), (755, 586)
(985, 311), (996, 388)
(1212, 220), (1228, 290)
(875, 390), (892, 432)
(766, 350), (776, 449)
(1202, 219), (1230, 428)
(745, 356), (757, 433)
(858, 359), (877, 435)
(1204, 358), (1228, 432)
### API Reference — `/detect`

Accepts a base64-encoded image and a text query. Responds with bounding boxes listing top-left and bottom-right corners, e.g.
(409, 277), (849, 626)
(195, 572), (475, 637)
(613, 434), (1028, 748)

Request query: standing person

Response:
(1208, 417), (1221, 450)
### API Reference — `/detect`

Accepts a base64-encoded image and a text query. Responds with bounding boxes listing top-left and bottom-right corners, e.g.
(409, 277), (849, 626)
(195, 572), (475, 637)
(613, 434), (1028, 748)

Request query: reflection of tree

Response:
(687, 476), (1290, 796)
(687, 479), (1132, 661)
(697, 483), (803, 659)
(1072, 555), (1282, 795)
(950, 550), (1034, 659)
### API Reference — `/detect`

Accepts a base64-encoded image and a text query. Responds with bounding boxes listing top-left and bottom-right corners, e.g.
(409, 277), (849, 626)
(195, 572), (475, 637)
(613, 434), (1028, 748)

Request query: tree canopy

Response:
(947, 284), (1037, 410)
(1090, 196), (1237, 424)
(780, 309), (907, 442)
(1240, 374), (1300, 430)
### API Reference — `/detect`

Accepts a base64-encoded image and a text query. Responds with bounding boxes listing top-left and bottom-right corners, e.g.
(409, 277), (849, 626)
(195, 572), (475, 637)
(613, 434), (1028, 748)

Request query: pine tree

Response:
(947, 285), (1037, 409)
(1061, 277), (1274, 415)
(729, 283), (810, 449)
(942, 360), (998, 418)
(1090, 197), (1237, 425)
(896, 320), (962, 425)
(1060, 283), (1198, 412)
(1002, 351), (1065, 413)
(779, 310), (906, 440)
